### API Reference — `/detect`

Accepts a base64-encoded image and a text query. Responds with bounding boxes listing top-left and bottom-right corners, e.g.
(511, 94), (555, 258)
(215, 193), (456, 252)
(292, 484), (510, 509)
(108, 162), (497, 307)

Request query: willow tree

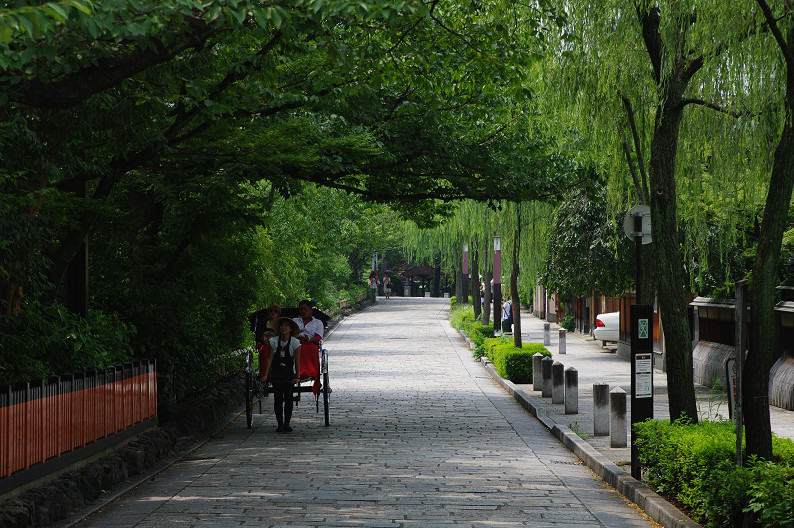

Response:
(545, 2), (788, 438)
(404, 196), (561, 349)
(744, 0), (794, 461)
(402, 201), (499, 309)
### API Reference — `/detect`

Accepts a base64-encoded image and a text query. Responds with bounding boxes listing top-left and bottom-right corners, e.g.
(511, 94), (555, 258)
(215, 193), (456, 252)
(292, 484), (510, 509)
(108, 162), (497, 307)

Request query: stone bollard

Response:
(543, 322), (551, 346)
(541, 356), (553, 397)
(558, 329), (566, 354)
(532, 354), (543, 391)
(565, 367), (578, 415)
(610, 387), (627, 448)
(552, 361), (565, 404)
(593, 383), (610, 436)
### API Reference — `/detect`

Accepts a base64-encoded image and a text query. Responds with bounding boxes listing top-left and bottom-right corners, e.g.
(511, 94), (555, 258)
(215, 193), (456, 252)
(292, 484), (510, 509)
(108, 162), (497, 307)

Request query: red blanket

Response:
(299, 343), (321, 395)
(258, 342), (320, 395)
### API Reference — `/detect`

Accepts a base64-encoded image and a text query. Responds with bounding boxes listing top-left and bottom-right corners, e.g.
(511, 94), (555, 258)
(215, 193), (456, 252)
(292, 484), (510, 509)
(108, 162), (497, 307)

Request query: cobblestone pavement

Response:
(73, 297), (657, 528)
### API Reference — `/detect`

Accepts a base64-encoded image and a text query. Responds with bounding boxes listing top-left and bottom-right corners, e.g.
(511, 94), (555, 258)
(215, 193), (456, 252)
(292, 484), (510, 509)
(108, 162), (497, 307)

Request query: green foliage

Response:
(634, 419), (794, 528)
(743, 460), (794, 528)
(561, 314), (575, 332)
(449, 300), (545, 375)
(0, 171), (54, 306)
(542, 186), (632, 298)
(481, 338), (549, 384)
(449, 305), (475, 331)
(0, 302), (135, 384)
(449, 303), (493, 358)
(469, 323), (494, 346)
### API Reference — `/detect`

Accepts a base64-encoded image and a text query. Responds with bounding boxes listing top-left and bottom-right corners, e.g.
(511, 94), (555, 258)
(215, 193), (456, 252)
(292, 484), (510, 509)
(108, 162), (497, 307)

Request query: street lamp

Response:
(493, 236), (502, 333)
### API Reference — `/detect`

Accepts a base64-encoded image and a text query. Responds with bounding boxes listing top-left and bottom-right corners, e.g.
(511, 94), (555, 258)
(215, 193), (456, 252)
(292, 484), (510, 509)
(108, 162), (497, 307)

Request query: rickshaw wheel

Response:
(245, 369), (253, 429)
(322, 371), (330, 426)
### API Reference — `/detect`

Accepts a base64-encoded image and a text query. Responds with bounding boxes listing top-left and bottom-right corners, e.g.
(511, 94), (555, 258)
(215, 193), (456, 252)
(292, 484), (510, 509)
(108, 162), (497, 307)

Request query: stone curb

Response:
(464, 329), (700, 528)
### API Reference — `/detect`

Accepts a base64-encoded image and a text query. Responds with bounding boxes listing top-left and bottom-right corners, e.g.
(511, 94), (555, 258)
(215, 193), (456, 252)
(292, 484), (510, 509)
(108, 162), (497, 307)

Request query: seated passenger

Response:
(293, 299), (324, 394)
(262, 317), (301, 433)
(293, 299), (324, 348)
(263, 303), (281, 339)
(258, 303), (282, 379)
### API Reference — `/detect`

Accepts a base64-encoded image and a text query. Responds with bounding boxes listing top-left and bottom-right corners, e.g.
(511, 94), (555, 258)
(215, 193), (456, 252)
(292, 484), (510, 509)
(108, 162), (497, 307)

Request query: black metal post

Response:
(630, 304), (654, 480)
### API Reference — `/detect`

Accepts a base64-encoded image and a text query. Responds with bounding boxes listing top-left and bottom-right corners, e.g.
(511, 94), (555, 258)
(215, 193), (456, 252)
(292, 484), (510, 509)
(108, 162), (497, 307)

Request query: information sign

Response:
(635, 353), (652, 398)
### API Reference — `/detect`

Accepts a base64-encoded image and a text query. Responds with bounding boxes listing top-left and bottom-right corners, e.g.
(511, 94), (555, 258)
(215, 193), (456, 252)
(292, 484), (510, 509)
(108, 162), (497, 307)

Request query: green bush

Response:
(449, 295), (474, 311)
(744, 459), (794, 528)
(0, 302), (135, 384)
(481, 337), (550, 383)
(450, 306), (476, 332)
(634, 418), (794, 528)
(470, 322), (494, 346)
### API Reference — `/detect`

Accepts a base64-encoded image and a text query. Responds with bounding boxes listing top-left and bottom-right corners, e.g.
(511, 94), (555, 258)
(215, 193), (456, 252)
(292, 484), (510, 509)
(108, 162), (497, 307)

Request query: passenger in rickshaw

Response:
(262, 317), (301, 433)
(257, 303), (281, 379)
(292, 299), (325, 393)
(293, 299), (324, 349)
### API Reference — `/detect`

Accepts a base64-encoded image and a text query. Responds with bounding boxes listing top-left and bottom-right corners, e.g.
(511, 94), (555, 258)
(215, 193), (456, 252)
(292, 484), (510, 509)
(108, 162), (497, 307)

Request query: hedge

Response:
(481, 337), (550, 384)
(635, 418), (794, 528)
(449, 295), (473, 311)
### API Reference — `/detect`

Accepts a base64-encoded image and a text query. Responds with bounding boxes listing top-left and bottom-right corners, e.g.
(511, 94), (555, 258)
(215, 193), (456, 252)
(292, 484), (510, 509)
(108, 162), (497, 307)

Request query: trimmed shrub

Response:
(450, 306), (476, 332)
(449, 296), (474, 311)
(634, 418), (794, 528)
(481, 338), (550, 384)
(470, 323), (494, 346)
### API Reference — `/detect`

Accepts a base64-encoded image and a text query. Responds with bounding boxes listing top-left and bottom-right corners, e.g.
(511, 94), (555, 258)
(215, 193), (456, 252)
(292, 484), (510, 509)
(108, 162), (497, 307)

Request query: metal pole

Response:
(634, 216), (643, 303)
(631, 304), (654, 480)
(734, 280), (747, 466)
(493, 237), (502, 333)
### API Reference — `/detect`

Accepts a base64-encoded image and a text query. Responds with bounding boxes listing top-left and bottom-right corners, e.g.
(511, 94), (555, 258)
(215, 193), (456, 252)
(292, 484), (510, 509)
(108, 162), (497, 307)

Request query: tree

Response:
(542, 187), (633, 300)
(1, 0), (577, 393)
(546, 1), (793, 460)
(744, 0), (794, 461)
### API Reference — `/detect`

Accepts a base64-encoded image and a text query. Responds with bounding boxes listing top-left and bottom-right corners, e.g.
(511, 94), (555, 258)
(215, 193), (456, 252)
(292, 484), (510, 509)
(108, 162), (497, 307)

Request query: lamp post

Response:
(493, 237), (502, 333)
(462, 243), (469, 302)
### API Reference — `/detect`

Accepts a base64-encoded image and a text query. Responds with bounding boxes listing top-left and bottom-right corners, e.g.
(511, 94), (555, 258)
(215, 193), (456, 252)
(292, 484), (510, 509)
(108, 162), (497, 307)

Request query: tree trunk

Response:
(471, 251), (481, 320)
(482, 269), (492, 325)
(649, 76), (699, 423)
(636, 5), (699, 423)
(745, 70), (794, 463)
(512, 207), (522, 348)
(433, 261), (441, 298)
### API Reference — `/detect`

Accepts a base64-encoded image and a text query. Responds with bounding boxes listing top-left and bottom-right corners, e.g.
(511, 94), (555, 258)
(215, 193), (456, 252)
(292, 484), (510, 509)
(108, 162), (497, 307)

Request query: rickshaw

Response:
(245, 307), (330, 428)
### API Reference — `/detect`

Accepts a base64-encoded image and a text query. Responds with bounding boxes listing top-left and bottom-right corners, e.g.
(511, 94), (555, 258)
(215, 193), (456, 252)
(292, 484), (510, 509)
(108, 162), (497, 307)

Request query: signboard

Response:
(726, 357), (740, 422)
(635, 353), (652, 398)
(638, 318), (649, 339)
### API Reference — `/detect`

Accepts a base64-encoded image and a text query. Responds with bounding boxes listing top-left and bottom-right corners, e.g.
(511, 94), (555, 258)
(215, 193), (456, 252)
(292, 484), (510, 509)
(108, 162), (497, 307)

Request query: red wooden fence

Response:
(0, 360), (157, 479)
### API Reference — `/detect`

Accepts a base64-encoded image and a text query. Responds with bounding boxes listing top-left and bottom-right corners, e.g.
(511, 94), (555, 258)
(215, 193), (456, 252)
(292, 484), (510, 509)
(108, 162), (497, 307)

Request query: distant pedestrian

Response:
(502, 295), (513, 334)
(369, 270), (379, 301)
(383, 273), (392, 299)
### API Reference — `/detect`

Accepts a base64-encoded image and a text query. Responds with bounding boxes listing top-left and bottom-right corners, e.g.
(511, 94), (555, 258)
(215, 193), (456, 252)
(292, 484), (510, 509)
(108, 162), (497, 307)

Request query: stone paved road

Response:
(74, 297), (656, 528)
